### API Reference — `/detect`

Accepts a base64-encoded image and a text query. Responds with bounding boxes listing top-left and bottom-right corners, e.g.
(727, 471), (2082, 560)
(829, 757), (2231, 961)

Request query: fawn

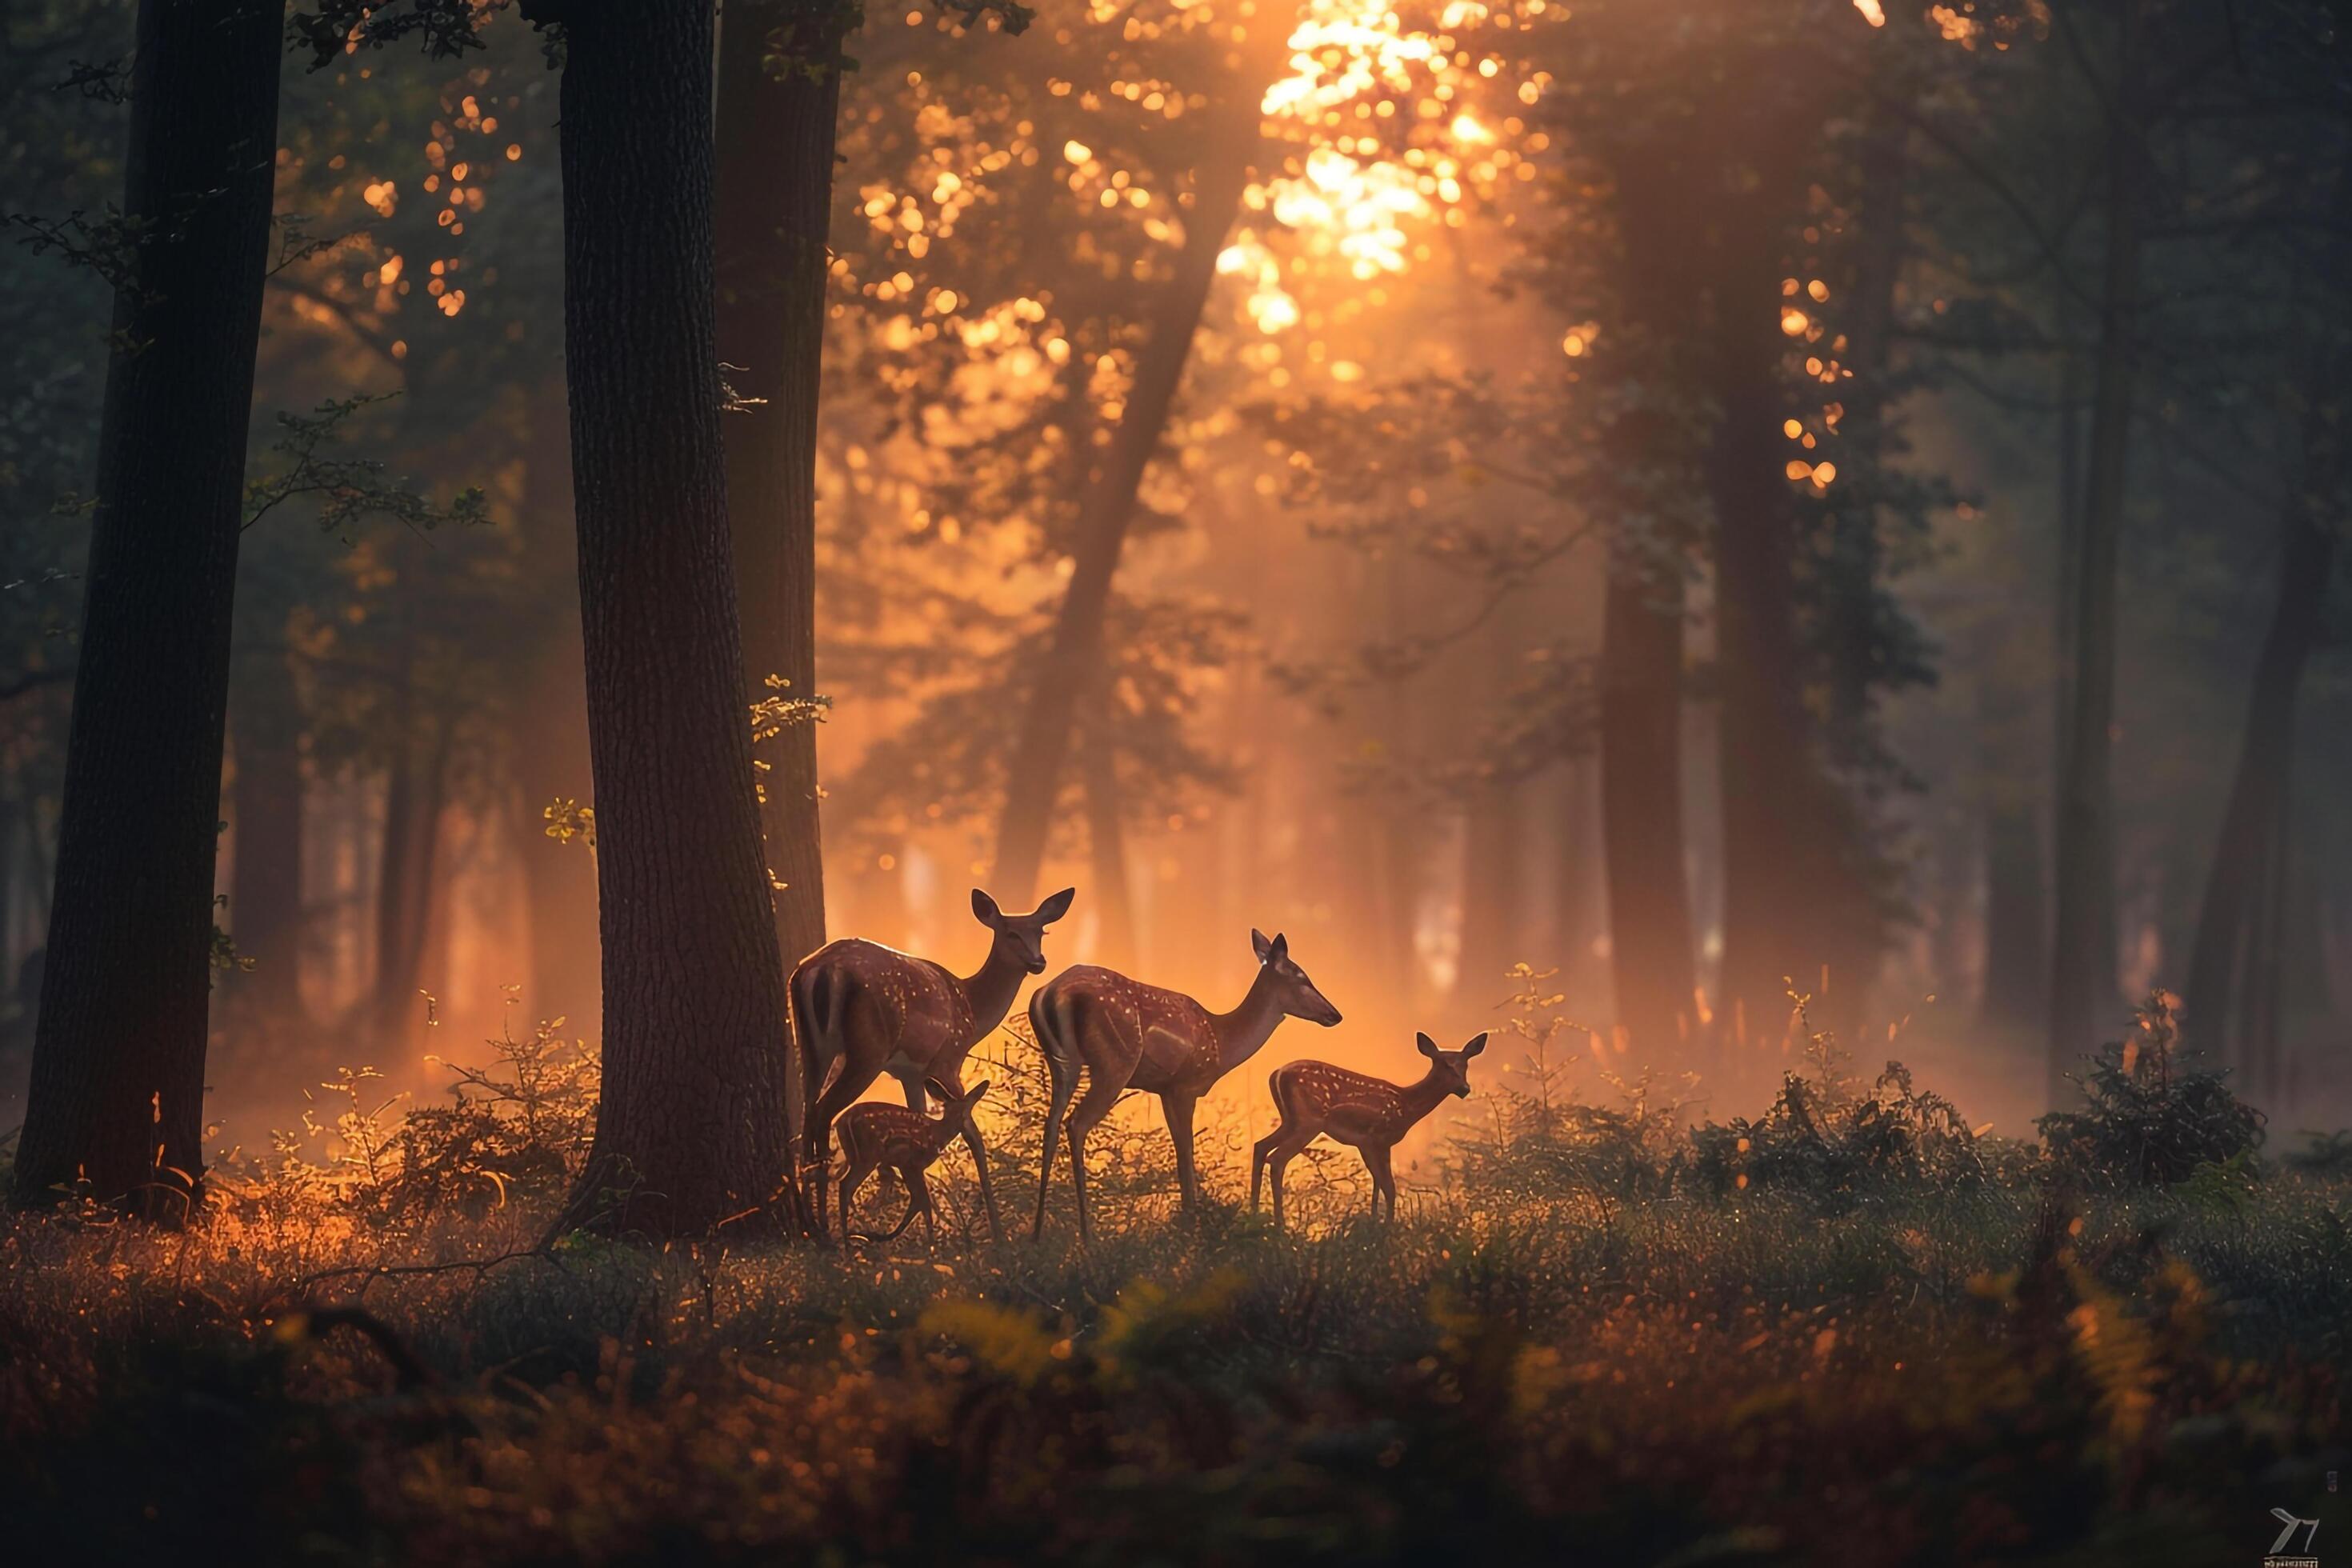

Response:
(791, 886), (1074, 1240)
(1029, 929), (1342, 1238)
(1251, 1031), (1487, 1226)
(832, 1077), (992, 1246)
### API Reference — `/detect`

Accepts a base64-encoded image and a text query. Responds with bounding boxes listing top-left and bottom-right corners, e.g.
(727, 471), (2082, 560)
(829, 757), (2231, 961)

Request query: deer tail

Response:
(793, 962), (844, 1158)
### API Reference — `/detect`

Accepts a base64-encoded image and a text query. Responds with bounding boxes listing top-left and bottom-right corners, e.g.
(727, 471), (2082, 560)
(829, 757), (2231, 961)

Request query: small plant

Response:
(2037, 991), (2265, 1188)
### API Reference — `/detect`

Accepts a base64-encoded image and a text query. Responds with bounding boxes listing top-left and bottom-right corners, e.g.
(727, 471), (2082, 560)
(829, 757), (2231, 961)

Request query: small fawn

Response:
(1251, 1031), (1486, 1226)
(833, 1077), (991, 1246)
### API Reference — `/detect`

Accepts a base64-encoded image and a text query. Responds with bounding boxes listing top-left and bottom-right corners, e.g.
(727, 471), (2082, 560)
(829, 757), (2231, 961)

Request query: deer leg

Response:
(1161, 1092), (1201, 1216)
(1267, 1137), (1307, 1230)
(1364, 1145), (1396, 1222)
(906, 1166), (938, 1246)
(1064, 1070), (1126, 1243)
(892, 1065), (928, 1113)
(808, 1068), (878, 1239)
(838, 1155), (873, 1245)
(1250, 1127), (1286, 1211)
(1033, 1051), (1078, 1242)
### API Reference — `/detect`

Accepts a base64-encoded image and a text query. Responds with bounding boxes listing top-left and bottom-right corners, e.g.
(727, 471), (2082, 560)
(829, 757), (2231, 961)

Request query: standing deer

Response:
(1029, 929), (1342, 1239)
(1251, 1031), (1486, 1226)
(834, 1078), (991, 1245)
(792, 886), (1074, 1240)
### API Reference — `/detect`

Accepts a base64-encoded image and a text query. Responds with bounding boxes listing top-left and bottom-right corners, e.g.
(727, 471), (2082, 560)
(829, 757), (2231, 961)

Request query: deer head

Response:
(923, 1075), (991, 1140)
(972, 886), (1075, 975)
(1251, 929), (1342, 1026)
(1416, 1030), (1488, 1098)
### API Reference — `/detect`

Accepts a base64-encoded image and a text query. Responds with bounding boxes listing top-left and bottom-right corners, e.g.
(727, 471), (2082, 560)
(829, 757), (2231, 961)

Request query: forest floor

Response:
(3, 1170), (2349, 1566)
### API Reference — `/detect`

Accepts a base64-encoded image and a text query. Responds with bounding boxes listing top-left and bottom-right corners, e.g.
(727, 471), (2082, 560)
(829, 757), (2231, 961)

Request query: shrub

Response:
(2037, 992), (2265, 1188)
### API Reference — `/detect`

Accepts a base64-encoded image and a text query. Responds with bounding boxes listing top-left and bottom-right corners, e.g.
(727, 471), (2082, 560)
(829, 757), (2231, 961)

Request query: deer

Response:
(1028, 929), (1342, 1239)
(1250, 1031), (1487, 1227)
(791, 885), (1074, 1241)
(833, 1078), (991, 1246)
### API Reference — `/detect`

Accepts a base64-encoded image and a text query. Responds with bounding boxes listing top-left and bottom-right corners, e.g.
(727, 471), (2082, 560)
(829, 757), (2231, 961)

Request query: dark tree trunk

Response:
(1599, 550), (1696, 1058)
(229, 640), (308, 1026)
(510, 386), (602, 1026)
(545, 0), (796, 1236)
(12, 0), (282, 1214)
(2185, 434), (2338, 1098)
(371, 716), (450, 1054)
(714, 0), (838, 1002)
(990, 109), (1258, 903)
(2050, 0), (2145, 1103)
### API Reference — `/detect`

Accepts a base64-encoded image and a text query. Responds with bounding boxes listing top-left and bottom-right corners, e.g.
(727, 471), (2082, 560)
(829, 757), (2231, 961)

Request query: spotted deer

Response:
(1251, 1031), (1486, 1226)
(1029, 930), (1342, 1239)
(833, 1078), (991, 1245)
(792, 886), (1074, 1240)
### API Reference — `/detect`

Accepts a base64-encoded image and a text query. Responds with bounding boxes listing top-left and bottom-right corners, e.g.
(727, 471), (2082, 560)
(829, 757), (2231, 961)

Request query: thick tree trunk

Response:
(2049, 1), (2144, 1103)
(714, 0), (838, 996)
(546, 0), (797, 1236)
(510, 386), (602, 1027)
(229, 639), (307, 1026)
(12, 0), (282, 1214)
(1982, 791), (2050, 1028)
(1599, 549), (1696, 1058)
(990, 110), (1258, 903)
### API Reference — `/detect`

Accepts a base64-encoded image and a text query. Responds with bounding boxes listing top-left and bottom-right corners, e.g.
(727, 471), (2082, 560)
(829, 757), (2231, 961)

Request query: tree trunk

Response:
(371, 715), (450, 1055)
(1081, 729), (1136, 966)
(714, 0), (839, 996)
(1599, 548), (1696, 1058)
(510, 385), (602, 1027)
(1455, 773), (1525, 1013)
(12, 0), (282, 1214)
(1982, 791), (2050, 1028)
(228, 638), (307, 1026)
(2184, 438), (2338, 1096)
(545, 0), (797, 1236)
(990, 109), (1259, 903)
(2049, 0), (2145, 1102)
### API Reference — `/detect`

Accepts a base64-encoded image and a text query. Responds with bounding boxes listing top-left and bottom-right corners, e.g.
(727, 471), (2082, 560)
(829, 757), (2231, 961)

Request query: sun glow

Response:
(1237, 0), (1526, 332)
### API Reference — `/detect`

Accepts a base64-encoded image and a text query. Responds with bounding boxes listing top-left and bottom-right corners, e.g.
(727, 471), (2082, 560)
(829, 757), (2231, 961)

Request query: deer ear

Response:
(925, 1077), (954, 1104)
(971, 888), (1002, 926)
(966, 1079), (991, 1105)
(1251, 928), (1273, 961)
(1267, 932), (1290, 963)
(1417, 1031), (1439, 1058)
(1035, 886), (1075, 923)
(1461, 1032), (1489, 1058)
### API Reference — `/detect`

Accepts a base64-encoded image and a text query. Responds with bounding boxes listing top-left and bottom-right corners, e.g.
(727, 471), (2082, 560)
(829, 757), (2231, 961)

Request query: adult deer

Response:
(792, 886), (1074, 1240)
(834, 1078), (990, 1246)
(1029, 930), (1342, 1239)
(1251, 1031), (1486, 1226)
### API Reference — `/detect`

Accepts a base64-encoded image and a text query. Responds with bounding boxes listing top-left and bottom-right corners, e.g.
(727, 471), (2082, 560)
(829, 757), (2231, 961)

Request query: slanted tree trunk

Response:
(714, 0), (841, 999)
(2185, 414), (2339, 1098)
(2049, 0), (2145, 1104)
(1599, 548), (1696, 1059)
(228, 638), (308, 1026)
(12, 0), (282, 1214)
(539, 0), (796, 1236)
(990, 106), (1260, 903)
(510, 386), (602, 1027)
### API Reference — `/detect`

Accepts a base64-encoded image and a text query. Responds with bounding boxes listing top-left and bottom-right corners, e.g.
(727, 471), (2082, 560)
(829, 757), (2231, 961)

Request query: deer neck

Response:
(955, 941), (1027, 1037)
(1209, 968), (1289, 1075)
(1394, 1068), (1454, 1130)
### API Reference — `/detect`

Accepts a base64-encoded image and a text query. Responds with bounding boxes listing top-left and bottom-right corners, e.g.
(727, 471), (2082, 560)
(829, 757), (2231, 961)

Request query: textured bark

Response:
(510, 386), (601, 1026)
(12, 0), (282, 1214)
(547, 0), (796, 1235)
(990, 106), (1260, 904)
(715, 0), (839, 994)
(228, 639), (307, 1025)
(2050, 1), (2145, 1103)
(1599, 552), (1697, 1058)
